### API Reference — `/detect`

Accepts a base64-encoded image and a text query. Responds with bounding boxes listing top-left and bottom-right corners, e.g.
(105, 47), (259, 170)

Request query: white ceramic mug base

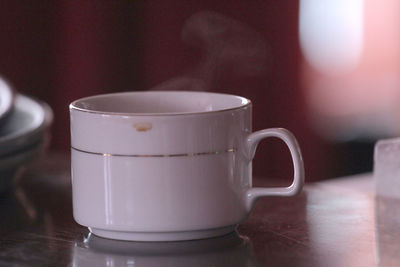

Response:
(89, 225), (236, 242)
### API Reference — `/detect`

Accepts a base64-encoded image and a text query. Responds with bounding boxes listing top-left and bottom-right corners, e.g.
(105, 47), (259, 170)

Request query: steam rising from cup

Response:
(151, 11), (269, 92)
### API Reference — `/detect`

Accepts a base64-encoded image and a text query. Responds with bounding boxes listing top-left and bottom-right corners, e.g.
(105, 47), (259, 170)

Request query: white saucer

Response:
(0, 94), (53, 157)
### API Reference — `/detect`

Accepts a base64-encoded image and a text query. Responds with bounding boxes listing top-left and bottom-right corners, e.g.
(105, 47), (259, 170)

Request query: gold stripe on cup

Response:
(71, 147), (236, 158)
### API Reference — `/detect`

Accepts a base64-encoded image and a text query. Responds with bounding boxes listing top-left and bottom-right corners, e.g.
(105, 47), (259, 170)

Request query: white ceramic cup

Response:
(70, 91), (304, 241)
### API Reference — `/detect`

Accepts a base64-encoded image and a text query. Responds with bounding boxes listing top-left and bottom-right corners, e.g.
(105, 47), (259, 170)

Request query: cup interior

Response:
(70, 91), (250, 115)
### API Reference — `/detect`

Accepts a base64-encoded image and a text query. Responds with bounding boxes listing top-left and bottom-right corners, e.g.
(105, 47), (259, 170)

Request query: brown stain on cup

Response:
(134, 122), (152, 132)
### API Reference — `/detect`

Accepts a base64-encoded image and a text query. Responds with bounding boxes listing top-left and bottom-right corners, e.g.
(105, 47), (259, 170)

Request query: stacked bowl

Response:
(0, 77), (53, 194)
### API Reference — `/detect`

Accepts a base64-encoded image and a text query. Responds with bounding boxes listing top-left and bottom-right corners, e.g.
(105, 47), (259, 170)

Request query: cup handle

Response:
(244, 128), (305, 211)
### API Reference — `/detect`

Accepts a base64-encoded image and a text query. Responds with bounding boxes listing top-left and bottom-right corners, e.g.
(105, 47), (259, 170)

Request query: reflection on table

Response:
(73, 232), (255, 267)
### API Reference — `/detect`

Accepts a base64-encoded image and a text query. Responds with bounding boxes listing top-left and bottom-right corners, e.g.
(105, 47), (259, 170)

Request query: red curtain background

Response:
(0, 1), (330, 181)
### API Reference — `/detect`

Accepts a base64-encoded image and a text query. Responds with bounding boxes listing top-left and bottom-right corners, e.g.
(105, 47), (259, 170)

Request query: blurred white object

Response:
(300, 0), (400, 141)
(299, 0), (364, 74)
(0, 77), (14, 123)
(374, 138), (400, 198)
